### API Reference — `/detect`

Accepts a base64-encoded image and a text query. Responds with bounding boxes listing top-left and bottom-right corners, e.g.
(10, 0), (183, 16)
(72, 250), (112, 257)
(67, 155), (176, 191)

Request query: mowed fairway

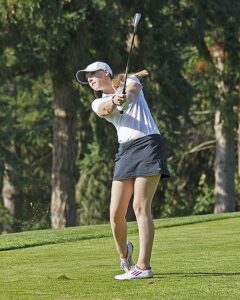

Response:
(0, 213), (240, 300)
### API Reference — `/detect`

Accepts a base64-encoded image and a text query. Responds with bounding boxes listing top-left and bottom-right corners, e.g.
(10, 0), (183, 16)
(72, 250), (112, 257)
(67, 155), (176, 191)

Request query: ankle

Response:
(136, 264), (151, 271)
(120, 250), (128, 260)
(120, 245), (128, 259)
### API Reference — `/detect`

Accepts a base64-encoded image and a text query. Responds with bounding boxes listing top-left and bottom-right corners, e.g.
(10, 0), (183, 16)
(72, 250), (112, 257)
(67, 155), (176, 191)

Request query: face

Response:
(85, 70), (109, 91)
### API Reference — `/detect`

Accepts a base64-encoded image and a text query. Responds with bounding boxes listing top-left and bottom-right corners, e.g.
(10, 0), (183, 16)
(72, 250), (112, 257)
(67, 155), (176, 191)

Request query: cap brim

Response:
(76, 70), (89, 84)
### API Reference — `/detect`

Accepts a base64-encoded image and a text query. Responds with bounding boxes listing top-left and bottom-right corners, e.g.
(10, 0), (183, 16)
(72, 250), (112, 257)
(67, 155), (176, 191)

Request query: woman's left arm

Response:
(125, 82), (141, 104)
(113, 82), (141, 107)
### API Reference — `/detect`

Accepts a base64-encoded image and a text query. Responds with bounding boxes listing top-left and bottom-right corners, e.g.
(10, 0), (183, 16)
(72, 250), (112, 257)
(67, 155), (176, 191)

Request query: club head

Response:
(133, 13), (141, 28)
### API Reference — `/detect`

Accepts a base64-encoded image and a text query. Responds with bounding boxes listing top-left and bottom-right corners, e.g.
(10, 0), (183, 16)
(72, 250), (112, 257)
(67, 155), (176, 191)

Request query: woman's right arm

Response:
(96, 94), (127, 117)
(93, 80), (140, 117)
(96, 96), (117, 117)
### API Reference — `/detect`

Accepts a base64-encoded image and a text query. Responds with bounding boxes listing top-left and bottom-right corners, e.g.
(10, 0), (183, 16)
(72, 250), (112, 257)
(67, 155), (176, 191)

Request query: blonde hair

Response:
(112, 70), (149, 90)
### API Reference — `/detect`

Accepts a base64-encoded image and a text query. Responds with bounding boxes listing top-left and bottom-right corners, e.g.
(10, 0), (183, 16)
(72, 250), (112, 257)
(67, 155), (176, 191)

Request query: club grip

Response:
(119, 102), (128, 114)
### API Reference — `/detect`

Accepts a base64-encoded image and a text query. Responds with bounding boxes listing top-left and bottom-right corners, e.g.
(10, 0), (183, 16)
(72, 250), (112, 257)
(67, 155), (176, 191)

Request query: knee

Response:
(133, 202), (150, 218)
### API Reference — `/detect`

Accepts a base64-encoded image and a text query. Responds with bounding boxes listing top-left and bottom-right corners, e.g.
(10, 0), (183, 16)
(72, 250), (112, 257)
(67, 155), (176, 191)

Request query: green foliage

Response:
(0, 201), (14, 232)
(76, 115), (117, 224)
(193, 174), (214, 214)
(0, 0), (239, 231)
(0, 73), (53, 231)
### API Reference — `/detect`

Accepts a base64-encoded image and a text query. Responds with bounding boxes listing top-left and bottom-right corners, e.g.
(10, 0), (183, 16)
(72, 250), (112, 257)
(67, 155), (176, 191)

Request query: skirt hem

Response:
(113, 171), (170, 181)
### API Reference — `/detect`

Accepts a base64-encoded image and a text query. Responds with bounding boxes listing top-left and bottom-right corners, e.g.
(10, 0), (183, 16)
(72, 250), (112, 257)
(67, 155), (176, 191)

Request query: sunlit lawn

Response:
(0, 212), (239, 299)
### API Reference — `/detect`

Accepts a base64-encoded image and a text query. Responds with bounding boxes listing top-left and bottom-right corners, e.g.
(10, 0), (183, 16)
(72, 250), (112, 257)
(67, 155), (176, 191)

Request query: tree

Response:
(0, 0), (90, 228)
(0, 0), (134, 228)
(0, 0), (238, 233)
(189, 1), (239, 212)
(210, 45), (235, 212)
(0, 71), (54, 232)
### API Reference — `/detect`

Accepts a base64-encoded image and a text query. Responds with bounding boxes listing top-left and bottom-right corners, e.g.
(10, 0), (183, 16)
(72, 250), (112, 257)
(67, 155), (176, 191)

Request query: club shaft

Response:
(122, 30), (137, 94)
(119, 13), (141, 114)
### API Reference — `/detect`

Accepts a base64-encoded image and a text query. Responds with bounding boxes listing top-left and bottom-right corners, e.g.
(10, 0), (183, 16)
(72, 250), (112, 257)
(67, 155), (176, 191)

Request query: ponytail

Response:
(112, 69), (149, 90)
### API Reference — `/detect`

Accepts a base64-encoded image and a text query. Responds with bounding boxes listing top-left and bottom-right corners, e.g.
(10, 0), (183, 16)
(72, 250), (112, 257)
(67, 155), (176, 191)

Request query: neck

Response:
(100, 77), (115, 94)
(101, 86), (115, 94)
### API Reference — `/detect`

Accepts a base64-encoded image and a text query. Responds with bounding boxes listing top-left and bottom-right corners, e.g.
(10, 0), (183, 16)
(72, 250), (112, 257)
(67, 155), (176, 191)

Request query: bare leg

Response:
(133, 175), (160, 270)
(110, 179), (134, 258)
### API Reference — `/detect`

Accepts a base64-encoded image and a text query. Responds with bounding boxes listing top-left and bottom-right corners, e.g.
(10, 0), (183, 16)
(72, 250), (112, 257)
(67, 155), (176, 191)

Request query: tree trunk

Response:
(237, 107), (240, 205)
(214, 110), (235, 213)
(211, 48), (236, 213)
(2, 165), (21, 233)
(238, 107), (240, 178)
(51, 77), (77, 228)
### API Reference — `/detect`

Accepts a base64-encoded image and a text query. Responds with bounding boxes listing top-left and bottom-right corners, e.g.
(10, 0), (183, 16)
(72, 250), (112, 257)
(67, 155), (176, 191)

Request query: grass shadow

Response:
(154, 272), (240, 279)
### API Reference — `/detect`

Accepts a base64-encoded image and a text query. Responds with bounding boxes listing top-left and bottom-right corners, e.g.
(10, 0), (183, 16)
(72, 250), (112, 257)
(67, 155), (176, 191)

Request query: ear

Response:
(105, 71), (111, 77)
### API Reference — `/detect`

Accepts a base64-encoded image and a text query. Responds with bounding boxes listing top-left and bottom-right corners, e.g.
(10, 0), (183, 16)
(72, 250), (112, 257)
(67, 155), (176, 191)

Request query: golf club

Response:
(119, 13), (141, 114)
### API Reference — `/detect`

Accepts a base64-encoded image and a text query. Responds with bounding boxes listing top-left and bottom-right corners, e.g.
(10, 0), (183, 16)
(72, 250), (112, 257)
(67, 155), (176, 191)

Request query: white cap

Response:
(76, 61), (113, 84)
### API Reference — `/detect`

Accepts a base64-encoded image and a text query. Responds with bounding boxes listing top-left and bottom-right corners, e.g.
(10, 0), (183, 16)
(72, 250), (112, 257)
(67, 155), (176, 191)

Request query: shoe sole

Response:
(115, 274), (153, 280)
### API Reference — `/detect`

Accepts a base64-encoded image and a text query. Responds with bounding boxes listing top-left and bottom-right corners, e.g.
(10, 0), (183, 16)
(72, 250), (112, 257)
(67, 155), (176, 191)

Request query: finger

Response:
(119, 95), (126, 101)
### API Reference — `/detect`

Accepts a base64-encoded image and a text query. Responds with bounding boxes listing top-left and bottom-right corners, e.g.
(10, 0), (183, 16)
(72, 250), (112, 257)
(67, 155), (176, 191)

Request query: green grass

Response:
(0, 212), (240, 299)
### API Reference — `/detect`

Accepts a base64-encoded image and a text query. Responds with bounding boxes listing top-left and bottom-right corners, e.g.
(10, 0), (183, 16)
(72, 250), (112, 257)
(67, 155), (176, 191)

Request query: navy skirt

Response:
(113, 134), (170, 180)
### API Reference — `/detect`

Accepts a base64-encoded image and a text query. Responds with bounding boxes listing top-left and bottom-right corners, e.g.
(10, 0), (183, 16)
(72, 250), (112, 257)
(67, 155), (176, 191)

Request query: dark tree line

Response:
(0, 0), (239, 233)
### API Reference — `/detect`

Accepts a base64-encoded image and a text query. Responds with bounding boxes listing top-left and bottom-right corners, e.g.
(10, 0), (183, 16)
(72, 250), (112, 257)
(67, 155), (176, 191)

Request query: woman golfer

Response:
(76, 61), (170, 280)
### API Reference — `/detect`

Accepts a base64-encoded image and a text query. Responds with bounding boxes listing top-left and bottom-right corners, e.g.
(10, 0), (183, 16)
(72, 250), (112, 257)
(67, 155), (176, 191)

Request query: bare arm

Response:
(96, 82), (141, 117)
(96, 96), (117, 117)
